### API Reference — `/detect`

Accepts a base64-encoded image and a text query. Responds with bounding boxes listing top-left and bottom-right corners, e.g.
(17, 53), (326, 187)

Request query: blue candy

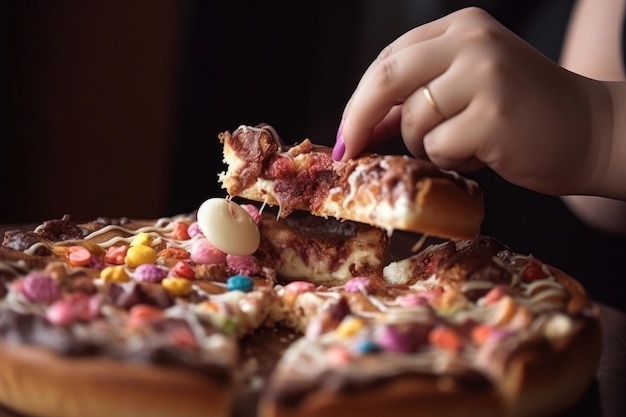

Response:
(226, 274), (254, 293)
(356, 339), (379, 354)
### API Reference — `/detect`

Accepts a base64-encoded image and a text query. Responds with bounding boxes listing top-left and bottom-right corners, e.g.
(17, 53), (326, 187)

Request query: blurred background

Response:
(3, 0), (625, 309)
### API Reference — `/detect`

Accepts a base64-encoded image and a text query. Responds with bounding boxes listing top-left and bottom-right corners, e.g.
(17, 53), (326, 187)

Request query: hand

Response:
(335, 7), (614, 197)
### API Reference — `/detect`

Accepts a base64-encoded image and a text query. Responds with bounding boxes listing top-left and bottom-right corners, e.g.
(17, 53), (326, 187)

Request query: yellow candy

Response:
(101, 265), (130, 283)
(125, 245), (158, 268)
(130, 232), (153, 247)
(162, 277), (192, 297)
(336, 316), (364, 339)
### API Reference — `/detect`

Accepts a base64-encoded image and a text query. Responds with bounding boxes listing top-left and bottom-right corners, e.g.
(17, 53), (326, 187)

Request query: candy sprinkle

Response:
(125, 245), (158, 268)
(21, 273), (60, 303)
(356, 339), (380, 354)
(132, 264), (168, 283)
(226, 274), (254, 293)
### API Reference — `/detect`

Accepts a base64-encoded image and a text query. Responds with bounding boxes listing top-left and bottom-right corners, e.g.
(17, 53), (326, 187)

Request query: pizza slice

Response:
(218, 124), (484, 240)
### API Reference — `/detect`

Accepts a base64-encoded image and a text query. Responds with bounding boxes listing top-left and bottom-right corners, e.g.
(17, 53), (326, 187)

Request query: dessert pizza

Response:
(0, 125), (601, 417)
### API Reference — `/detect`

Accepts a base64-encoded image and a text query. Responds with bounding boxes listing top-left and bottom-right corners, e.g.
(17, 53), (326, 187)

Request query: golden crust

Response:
(259, 372), (504, 417)
(0, 342), (234, 417)
(497, 267), (602, 416)
(500, 315), (601, 417)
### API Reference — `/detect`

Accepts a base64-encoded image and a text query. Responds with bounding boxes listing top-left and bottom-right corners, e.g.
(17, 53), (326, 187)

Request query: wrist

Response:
(575, 80), (621, 198)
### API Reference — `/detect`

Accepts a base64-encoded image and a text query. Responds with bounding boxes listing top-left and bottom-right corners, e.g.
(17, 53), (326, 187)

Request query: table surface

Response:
(0, 224), (625, 417)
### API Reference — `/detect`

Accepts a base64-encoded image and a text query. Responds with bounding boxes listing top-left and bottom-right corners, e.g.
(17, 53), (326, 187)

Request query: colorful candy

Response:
(187, 222), (203, 238)
(125, 245), (158, 268)
(171, 261), (195, 280)
(326, 346), (352, 365)
(101, 265), (130, 283)
(428, 326), (462, 351)
(189, 238), (227, 264)
(283, 281), (316, 295)
(226, 275), (254, 292)
(21, 273), (59, 303)
(161, 277), (193, 297)
(344, 276), (383, 294)
(129, 232), (153, 247)
(132, 264), (168, 283)
(172, 220), (191, 240)
(356, 339), (379, 354)
(336, 316), (365, 339)
(377, 324), (414, 353)
(67, 246), (92, 267)
(104, 245), (128, 265)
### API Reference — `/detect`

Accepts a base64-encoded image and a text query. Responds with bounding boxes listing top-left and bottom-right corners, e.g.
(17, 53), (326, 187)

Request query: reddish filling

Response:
(264, 152), (339, 216)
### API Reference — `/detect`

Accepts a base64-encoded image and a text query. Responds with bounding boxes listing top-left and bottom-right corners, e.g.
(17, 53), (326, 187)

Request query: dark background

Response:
(3, 0), (625, 311)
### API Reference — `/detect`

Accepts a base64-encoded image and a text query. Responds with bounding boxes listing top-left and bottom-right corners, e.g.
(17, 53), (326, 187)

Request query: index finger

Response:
(339, 17), (457, 160)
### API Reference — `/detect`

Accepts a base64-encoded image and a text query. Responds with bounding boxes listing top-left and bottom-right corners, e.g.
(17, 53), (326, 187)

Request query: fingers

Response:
(339, 36), (454, 160)
(340, 14), (455, 120)
(368, 105), (403, 148)
(337, 10), (484, 161)
(421, 99), (491, 172)
(397, 51), (477, 156)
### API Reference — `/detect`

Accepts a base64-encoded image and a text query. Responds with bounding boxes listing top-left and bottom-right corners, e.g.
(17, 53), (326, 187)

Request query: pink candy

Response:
(21, 273), (59, 303)
(326, 346), (352, 365)
(187, 222), (203, 238)
(377, 324), (413, 353)
(104, 245), (128, 265)
(46, 300), (76, 326)
(240, 204), (262, 224)
(132, 264), (168, 283)
(344, 277), (380, 294)
(189, 238), (227, 264)
(284, 281), (316, 295)
(226, 254), (261, 276)
(46, 294), (101, 326)
(483, 285), (509, 305)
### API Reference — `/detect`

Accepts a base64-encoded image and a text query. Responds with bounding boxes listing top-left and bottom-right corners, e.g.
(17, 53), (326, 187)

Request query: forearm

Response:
(599, 82), (626, 199)
(560, 0), (626, 80)
(560, 0), (626, 230)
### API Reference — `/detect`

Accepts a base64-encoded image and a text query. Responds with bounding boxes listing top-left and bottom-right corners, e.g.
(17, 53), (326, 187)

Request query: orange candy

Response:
(172, 221), (191, 240)
(68, 246), (91, 267)
(428, 326), (462, 351)
(470, 324), (494, 345)
(127, 304), (163, 328)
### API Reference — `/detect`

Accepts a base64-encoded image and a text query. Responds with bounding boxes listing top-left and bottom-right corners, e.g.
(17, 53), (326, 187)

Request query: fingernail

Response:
(332, 123), (345, 161)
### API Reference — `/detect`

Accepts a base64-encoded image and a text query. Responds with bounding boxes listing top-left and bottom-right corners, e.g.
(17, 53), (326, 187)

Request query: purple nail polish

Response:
(332, 137), (345, 161)
(332, 122), (345, 161)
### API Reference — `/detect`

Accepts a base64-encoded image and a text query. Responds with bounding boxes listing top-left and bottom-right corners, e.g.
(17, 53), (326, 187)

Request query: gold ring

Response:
(423, 85), (445, 118)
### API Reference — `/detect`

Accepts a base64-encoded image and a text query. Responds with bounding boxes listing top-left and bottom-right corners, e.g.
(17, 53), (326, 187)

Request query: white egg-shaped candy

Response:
(197, 198), (261, 256)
